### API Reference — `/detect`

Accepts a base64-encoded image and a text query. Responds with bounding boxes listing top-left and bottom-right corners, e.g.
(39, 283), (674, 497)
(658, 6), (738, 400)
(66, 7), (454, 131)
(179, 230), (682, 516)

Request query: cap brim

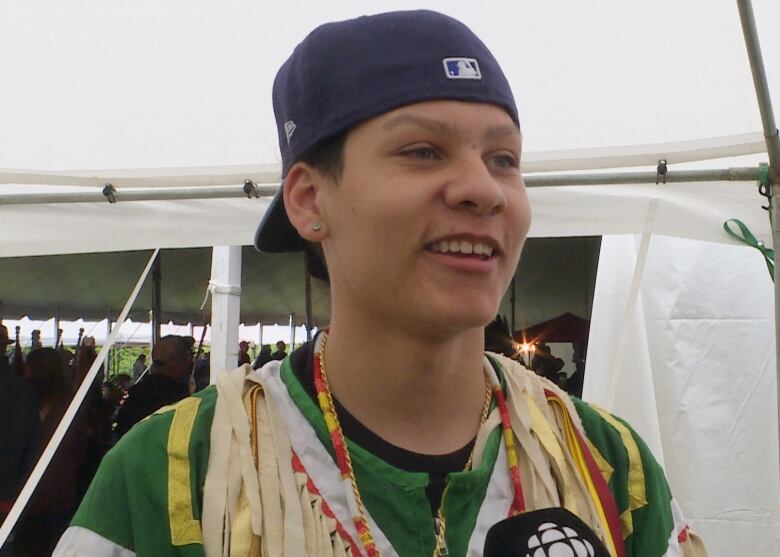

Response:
(254, 185), (306, 253)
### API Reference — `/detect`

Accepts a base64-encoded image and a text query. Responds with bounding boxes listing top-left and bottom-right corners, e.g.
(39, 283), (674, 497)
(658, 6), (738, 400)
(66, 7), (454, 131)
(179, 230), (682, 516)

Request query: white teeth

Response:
(430, 240), (495, 256)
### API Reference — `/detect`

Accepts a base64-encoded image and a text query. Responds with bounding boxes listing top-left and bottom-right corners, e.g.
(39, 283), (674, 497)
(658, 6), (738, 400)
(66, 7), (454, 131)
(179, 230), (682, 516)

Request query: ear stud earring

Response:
(312, 222), (322, 231)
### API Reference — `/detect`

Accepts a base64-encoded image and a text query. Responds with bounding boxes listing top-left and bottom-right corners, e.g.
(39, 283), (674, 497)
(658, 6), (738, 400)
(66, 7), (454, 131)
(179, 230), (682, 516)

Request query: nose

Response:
(443, 152), (508, 217)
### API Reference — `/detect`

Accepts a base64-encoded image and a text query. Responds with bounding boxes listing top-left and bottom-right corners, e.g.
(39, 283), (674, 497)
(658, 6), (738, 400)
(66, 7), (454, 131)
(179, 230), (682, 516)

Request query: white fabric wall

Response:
(585, 235), (779, 555)
(1, 178), (771, 258)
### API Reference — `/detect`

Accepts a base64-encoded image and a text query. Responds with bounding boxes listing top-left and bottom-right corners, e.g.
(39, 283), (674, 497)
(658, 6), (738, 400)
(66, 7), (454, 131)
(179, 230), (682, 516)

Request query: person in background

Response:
(271, 340), (287, 361)
(30, 330), (42, 351)
(566, 344), (587, 398)
(72, 336), (100, 390)
(0, 324), (12, 370)
(252, 344), (273, 369)
(237, 341), (251, 366)
(131, 353), (147, 382)
(0, 324), (40, 556)
(193, 352), (211, 393)
(530, 341), (564, 383)
(15, 348), (86, 557)
(113, 336), (193, 440)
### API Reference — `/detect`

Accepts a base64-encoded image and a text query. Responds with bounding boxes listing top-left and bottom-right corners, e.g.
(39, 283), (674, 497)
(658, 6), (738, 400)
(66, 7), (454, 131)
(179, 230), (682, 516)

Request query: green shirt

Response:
(62, 356), (681, 557)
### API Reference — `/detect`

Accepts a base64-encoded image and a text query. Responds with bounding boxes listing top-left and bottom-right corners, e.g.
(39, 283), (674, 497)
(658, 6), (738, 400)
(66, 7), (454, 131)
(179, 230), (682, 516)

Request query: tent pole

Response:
(105, 318), (112, 376)
(524, 167), (761, 187)
(152, 254), (162, 347)
(0, 168), (765, 205)
(148, 311), (153, 363)
(53, 311), (60, 349)
(736, 0), (780, 483)
(209, 246), (242, 380)
(0, 184), (276, 205)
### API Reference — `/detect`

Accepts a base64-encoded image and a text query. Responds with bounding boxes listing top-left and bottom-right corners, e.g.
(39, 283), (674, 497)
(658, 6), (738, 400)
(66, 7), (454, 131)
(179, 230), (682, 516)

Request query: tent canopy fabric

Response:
(1, 168), (772, 258)
(0, 247), (330, 326)
(1, 237), (602, 331)
(2, 1), (778, 168)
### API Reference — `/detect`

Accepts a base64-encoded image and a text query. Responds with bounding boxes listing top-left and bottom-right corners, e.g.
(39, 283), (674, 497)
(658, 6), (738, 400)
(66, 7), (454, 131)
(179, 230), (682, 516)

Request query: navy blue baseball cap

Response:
(255, 9), (518, 253)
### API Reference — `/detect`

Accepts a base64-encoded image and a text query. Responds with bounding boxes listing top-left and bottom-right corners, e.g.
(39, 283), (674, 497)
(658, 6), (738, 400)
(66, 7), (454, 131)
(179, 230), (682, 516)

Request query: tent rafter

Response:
(0, 166), (765, 206)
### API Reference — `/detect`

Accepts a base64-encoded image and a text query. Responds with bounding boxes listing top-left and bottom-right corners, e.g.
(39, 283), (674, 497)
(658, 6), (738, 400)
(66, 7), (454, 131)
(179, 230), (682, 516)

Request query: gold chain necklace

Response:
(315, 333), (492, 557)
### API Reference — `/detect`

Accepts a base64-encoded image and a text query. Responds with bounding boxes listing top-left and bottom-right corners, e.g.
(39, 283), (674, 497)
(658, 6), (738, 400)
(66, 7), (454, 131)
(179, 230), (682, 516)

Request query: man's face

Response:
(151, 341), (190, 381)
(317, 100), (531, 336)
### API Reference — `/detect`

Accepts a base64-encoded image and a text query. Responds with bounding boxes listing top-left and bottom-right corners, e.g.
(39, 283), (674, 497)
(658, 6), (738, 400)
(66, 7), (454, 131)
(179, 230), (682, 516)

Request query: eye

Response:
(401, 146), (441, 161)
(487, 153), (519, 170)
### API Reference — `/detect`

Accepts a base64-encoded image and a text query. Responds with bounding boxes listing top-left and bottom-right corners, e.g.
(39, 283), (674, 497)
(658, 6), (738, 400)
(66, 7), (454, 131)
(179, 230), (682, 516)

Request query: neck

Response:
(322, 308), (488, 455)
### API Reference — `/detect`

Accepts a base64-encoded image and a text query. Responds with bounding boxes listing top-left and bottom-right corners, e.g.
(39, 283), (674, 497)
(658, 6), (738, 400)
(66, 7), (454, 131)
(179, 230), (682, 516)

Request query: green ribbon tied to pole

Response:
(723, 218), (775, 281)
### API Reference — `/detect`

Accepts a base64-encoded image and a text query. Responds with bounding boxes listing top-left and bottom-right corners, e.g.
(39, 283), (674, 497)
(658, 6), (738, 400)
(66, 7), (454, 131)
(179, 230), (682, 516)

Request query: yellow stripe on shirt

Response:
(167, 397), (204, 546)
(592, 406), (648, 513)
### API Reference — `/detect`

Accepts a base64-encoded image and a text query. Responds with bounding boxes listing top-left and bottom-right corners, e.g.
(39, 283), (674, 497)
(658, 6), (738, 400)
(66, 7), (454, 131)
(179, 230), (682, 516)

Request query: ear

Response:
(283, 162), (328, 242)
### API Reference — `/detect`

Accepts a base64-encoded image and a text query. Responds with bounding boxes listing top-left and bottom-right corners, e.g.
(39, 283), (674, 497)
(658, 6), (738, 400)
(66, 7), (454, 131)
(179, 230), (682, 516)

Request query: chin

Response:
(419, 295), (500, 335)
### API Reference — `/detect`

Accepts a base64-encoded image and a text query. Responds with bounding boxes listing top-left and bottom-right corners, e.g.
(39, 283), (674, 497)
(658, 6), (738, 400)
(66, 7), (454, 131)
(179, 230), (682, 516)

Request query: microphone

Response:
(483, 507), (610, 557)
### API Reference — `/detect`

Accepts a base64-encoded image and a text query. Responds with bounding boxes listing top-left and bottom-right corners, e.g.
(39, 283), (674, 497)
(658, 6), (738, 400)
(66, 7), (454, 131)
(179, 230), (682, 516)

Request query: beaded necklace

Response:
(313, 333), (525, 557)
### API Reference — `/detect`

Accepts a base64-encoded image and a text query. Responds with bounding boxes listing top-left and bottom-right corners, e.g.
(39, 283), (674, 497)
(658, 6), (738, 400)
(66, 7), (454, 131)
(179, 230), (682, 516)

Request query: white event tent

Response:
(1, 1), (779, 554)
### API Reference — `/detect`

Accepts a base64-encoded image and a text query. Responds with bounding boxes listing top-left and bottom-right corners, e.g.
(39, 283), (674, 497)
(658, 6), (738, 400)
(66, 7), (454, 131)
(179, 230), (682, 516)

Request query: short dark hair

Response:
(159, 335), (192, 360)
(298, 130), (348, 182)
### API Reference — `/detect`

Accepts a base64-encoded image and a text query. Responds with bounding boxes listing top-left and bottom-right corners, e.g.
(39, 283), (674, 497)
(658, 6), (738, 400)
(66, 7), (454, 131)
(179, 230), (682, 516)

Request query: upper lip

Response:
(425, 233), (503, 255)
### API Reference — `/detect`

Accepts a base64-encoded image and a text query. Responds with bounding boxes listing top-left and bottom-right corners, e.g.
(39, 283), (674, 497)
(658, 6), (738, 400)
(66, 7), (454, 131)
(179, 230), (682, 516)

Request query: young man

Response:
(54, 10), (707, 557)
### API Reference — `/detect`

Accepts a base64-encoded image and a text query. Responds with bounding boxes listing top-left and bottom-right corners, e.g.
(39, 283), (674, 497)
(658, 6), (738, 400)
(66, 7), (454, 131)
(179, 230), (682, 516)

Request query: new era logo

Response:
(284, 120), (297, 144)
(443, 57), (481, 80)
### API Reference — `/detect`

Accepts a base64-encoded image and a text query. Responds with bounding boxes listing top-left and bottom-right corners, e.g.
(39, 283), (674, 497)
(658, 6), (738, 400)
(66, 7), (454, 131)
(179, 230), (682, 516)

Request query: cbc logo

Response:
(525, 521), (596, 557)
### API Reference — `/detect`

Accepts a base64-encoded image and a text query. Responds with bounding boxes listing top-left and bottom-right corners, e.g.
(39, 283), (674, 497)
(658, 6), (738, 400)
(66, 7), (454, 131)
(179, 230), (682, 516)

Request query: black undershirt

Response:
(289, 339), (474, 515)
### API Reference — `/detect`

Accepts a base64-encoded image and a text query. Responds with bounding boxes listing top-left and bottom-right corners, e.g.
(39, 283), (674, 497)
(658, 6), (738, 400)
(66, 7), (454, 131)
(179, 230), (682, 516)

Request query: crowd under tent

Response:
(0, 247), (332, 327)
(0, 236), (601, 344)
(1, 1), (779, 553)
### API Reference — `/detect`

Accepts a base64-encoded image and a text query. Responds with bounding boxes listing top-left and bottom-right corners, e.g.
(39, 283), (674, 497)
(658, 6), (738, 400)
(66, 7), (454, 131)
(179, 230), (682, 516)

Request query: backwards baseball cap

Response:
(255, 9), (518, 253)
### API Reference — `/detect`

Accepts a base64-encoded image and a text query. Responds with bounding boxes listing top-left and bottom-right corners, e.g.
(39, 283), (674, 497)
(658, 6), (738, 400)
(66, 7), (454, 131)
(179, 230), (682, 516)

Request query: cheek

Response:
(343, 185), (418, 240)
(507, 188), (532, 245)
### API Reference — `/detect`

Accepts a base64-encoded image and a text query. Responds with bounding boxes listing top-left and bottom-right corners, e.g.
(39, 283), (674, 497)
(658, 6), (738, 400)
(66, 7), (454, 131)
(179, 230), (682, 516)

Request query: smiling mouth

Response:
(425, 239), (495, 260)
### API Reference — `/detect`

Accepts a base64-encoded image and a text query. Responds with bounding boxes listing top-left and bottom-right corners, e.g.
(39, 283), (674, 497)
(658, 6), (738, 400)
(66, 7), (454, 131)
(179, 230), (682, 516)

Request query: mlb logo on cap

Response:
(443, 57), (481, 79)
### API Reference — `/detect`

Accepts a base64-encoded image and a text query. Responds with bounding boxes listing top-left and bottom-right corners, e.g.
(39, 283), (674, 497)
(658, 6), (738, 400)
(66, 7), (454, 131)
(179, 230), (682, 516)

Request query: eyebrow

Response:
(382, 114), (521, 142)
(484, 125), (522, 141)
(383, 114), (454, 135)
